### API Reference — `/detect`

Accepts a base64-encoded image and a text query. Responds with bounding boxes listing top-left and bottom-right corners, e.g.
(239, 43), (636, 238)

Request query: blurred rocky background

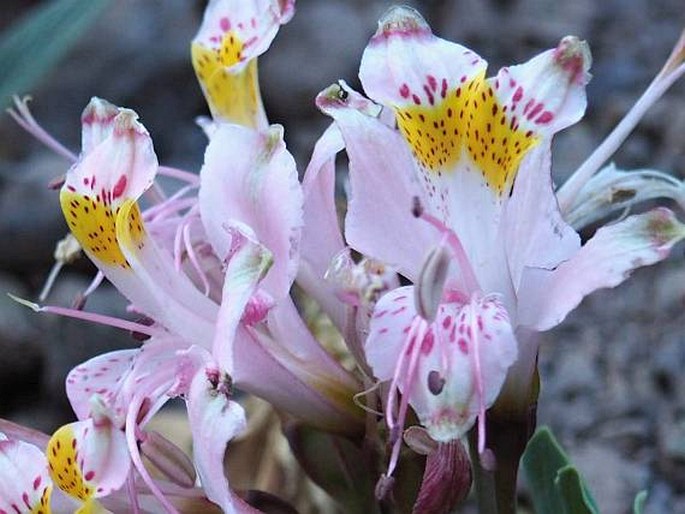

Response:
(0, 0), (683, 512)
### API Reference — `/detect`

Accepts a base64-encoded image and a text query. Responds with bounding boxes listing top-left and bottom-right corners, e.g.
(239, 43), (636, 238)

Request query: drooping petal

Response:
(297, 123), (347, 330)
(316, 82), (439, 281)
(411, 439), (471, 514)
(502, 142), (580, 294)
(199, 124), (303, 300)
(518, 207), (685, 330)
(191, 0), (295, 127)
(366, 288), (517, 442)
(212, 230), (272, 371)
(0, 437), (52, 514)
(47, 418), (130, 502)
(187, 366), (247, 514)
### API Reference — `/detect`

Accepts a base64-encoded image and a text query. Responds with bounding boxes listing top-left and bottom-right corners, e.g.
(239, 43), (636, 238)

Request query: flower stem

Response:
(468, 428), (498, 514)
(469, 374), (539, 514)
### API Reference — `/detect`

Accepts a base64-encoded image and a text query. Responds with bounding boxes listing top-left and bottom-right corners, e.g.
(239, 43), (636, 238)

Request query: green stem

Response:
(470, 365), (539, 514)
(468, 428), (498, 514)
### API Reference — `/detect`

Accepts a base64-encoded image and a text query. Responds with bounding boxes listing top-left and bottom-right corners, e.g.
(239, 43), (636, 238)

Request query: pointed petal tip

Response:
(277, 0), (296, 23)
(316, 81), (382, 118)
(112, 108), (147, 137)
(554, 36), (592, 85)
(374, 6), (431, 40)
(315, 81), (352, 111)
(81, 97), (118, 125)
(646, 207), (685, 249)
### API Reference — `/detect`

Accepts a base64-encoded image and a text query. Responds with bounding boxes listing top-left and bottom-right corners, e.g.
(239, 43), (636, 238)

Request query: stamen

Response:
(9, 294), (159, 336)
(158, 165), (201, 185)
(352, 382), (384, 416)
(38, 261), (64, 302)
(183, 222), (211, 296)
(386, 318), (428, 479)
(7, 96), (77, 162)
(173, 220), (186, 272)
(126, 472), (141, 514)
(385, 316), (421, 431)
(126, 396), (180, 514)
(468, 298), (487, 454)
(82, 271), (105, 298)
(39, 233), (82, 301)
(414, 204), (480, 293)
(143, 188), (198, 222)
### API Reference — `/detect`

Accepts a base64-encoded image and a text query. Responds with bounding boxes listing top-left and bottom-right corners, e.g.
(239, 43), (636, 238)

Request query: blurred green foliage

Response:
(523, 427), (647, 514)
(0, 0), (109, 108)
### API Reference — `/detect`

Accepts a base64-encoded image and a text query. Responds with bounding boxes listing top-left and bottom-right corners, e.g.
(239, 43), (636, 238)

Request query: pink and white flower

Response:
(316, 6), (685, 470)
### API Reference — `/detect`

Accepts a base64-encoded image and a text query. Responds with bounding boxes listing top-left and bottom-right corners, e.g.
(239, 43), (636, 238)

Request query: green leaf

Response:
(0, 0), (109, 108)
(522, 427), (598, 514)
(633, 490), (648, 514)
(555, 465), (599, 514)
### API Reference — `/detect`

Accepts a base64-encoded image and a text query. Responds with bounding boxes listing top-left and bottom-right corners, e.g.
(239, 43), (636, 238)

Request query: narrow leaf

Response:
(522, 427), (570, 514)
(633, 491), (648, 514)
(522, 427), (598, 514)
(555, 465), (599, 514)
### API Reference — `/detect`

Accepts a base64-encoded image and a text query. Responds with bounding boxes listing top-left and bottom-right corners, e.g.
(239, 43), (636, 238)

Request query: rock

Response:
(571, 443), (647, 514)
(0, 273), (43, 416)
(0, 153), (67, 271)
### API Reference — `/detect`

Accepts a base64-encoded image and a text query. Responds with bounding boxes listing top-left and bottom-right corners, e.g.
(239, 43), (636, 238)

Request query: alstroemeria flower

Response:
(56, 95), (361, 430)
(1, 407), (129, 514)
(0, 433), (53, 514)
(192, 0), (295, 128)
(317, 6), (685, 456)
(59, 97), (218, 347)
(46, 410), (130, 512)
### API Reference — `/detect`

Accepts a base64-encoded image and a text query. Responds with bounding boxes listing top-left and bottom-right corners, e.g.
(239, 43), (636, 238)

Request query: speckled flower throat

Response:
(395, 70), (540, 195)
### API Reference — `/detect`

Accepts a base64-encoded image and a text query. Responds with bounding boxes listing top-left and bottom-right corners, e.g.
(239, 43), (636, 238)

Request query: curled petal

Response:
(61, 104), (217, 343)
(199, 124), (303, 301)
(316, 82), (438, 281)
(187, 367), (247, 514)
(61, 106), (157, 272)
(212, 230), (273, 371)
(191, 0), (294, 126)
(0, 438), (52, 513)
(47, 418), (130, 501)
(518, 207), (685, 330)
(66, 338), (189, 431)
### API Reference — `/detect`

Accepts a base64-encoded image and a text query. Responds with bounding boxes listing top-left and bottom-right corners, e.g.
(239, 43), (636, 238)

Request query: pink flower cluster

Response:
(2, 1), (684, 513)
